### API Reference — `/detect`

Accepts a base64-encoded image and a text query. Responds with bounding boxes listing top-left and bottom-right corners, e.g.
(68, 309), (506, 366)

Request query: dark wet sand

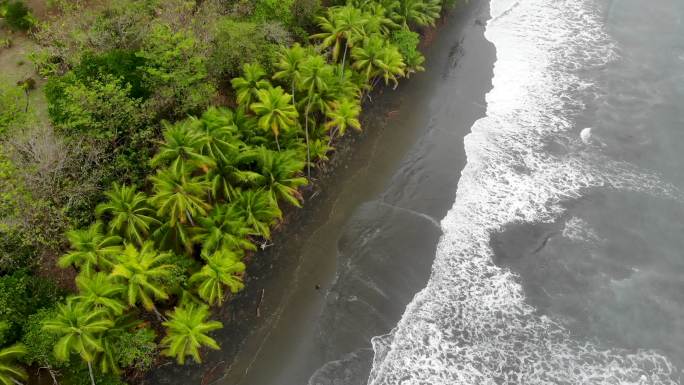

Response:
(144, 1), (494, 384)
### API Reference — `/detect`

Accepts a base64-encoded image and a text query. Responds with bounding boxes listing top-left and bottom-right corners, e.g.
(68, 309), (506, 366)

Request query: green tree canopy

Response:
(161, 304), (222, 364)
(189, 250), (245, 306)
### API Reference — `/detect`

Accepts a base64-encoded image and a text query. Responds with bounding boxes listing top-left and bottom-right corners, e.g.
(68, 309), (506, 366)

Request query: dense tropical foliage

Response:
(0, 0), (463, 383)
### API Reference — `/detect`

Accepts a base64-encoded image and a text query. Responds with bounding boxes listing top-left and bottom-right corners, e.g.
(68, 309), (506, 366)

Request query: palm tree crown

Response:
(42, 299), (113, 362)
(230, 189), (282, 239)
(161, 304), (223, 364)
(242, 147), (308, 207)
(96, 183), (160, 246)
(151, 120), (215, 173)
(189, 249), (245, 305)
(110, 242), (173, 312)
(58, 222), (122, 274)
(0, 344), (27, 385)
(250, 86), (299, 151)
(74, 272), (127, 316)
(192, 204), (257, 255)
(149, 165), (211, 227)
(231, 63), (271, 108)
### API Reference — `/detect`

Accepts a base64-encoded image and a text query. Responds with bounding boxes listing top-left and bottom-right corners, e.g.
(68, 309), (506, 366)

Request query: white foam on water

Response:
(366, 0), (682, 384)
(562, 216), (601, 244)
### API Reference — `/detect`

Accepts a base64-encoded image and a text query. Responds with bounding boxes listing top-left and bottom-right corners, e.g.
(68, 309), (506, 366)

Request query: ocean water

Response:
(367, 0), (684, 384)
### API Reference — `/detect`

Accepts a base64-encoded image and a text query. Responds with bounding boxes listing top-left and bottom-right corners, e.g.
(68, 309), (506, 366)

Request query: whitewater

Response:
(366, 0), (683, 384)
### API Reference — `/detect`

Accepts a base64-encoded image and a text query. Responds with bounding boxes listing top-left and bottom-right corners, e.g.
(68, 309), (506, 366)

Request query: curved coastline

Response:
(142, 1), (495, 384)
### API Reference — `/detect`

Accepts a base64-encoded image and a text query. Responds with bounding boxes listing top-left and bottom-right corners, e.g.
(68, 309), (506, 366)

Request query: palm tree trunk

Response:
(152, 304), (167, 322)
(340, 44), (348, 79)
(24, 89), (29, 113)
(87, 361), (96, 385)
(275, 135), (281, 152)
(304, 104), (312, 178)
(328, 127), (338, 147)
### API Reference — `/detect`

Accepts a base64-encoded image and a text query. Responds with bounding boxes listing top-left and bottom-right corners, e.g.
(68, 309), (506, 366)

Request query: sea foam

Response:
(366, 0), (681, 384)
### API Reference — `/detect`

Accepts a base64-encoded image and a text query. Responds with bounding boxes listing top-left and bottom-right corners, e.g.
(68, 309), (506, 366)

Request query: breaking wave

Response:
(366, 0), (682, 384)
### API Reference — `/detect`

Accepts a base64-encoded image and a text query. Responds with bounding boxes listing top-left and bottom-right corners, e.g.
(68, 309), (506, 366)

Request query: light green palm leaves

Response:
(74, 272), (126, 316)
(151, 120), (215, 173)
(325, 98), (361, 138)
(311, 5), (369, 63)
(231, 63), (271, 108)
(243, 147), (308, 207)
(230, 189), (282, 239)
(110, 242), (173, 312)
(58, 222), (122, 274)
(189, 250), (245, 306)
(42, 299), (113, 363)
(149, 166), (211, 227)
(352, 34), (406, 86)
(96, 183), (160, 246)
(193, 205), (257, 255)
(0, 344), (27, 385)
(161, 305), (222, 364)
(250, 86), (299, 150)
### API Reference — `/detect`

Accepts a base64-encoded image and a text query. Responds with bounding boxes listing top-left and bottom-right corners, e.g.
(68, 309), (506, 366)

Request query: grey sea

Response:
(370, 0), (684, 383)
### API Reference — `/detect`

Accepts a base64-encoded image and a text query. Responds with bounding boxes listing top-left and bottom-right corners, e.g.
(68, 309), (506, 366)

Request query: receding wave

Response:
(367, 0), (682, 384)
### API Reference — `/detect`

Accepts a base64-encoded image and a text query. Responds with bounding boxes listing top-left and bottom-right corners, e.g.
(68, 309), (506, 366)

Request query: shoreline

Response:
(141, 1), (495, 384)
(139, 38), (417, 385)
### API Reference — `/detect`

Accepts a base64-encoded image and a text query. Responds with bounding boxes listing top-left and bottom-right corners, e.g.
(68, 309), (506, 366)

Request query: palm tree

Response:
(96, 183), (161, 246)
(231, 63), (271, 109)
(151, 120), (215, 173)
(325, 98), (361, 140)
(242, 147), (308, 207)
(311, 5), (369, 70)
(74, 272), (127, 316)
(250, 86), (299, 151)
(42, 299), (114, 385)
(149, 165), (211, 227)
(230, 189), (282, 239)
(351, 34), (386, 81)
(110, 242), (173, 319)
(298, 55), (336, 176)
(361, 2), (401, 35)
(206, 154), (260, 202)
(58, 222), (122, 275)
(96, 314), (142, 375)
(378, 42), (407, 87)
(195, 107), (242, 164)
(393, 0), (441, 27)
(352, 35), (406, 89)
(0, 344), (27, 385)
(273, 43), (309, 104)
(192, 205), (257, 255)
(161, 304), (223, 364)
(189, 250), (246, 306)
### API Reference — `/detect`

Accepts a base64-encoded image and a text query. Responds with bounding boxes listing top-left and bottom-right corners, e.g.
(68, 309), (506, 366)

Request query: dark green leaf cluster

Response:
(0, 0), (35, 31)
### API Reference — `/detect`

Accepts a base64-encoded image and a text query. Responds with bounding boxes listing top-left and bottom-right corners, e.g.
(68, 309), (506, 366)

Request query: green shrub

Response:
(114, 327), (157, 371)
(251, 0), (294, 24)
(45, 73), (146, 141)
(391, 28), (425, 74)
(0, 270), (63, 344)
(21, 307), (63, 369)
(207, 19), (276, 81)
(137, 23), (216, 119)
(291, 0), (320, 31)
(1, 0), (35, 31)
(75, 50), (149, 99)
(0, 77), (27, 134)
